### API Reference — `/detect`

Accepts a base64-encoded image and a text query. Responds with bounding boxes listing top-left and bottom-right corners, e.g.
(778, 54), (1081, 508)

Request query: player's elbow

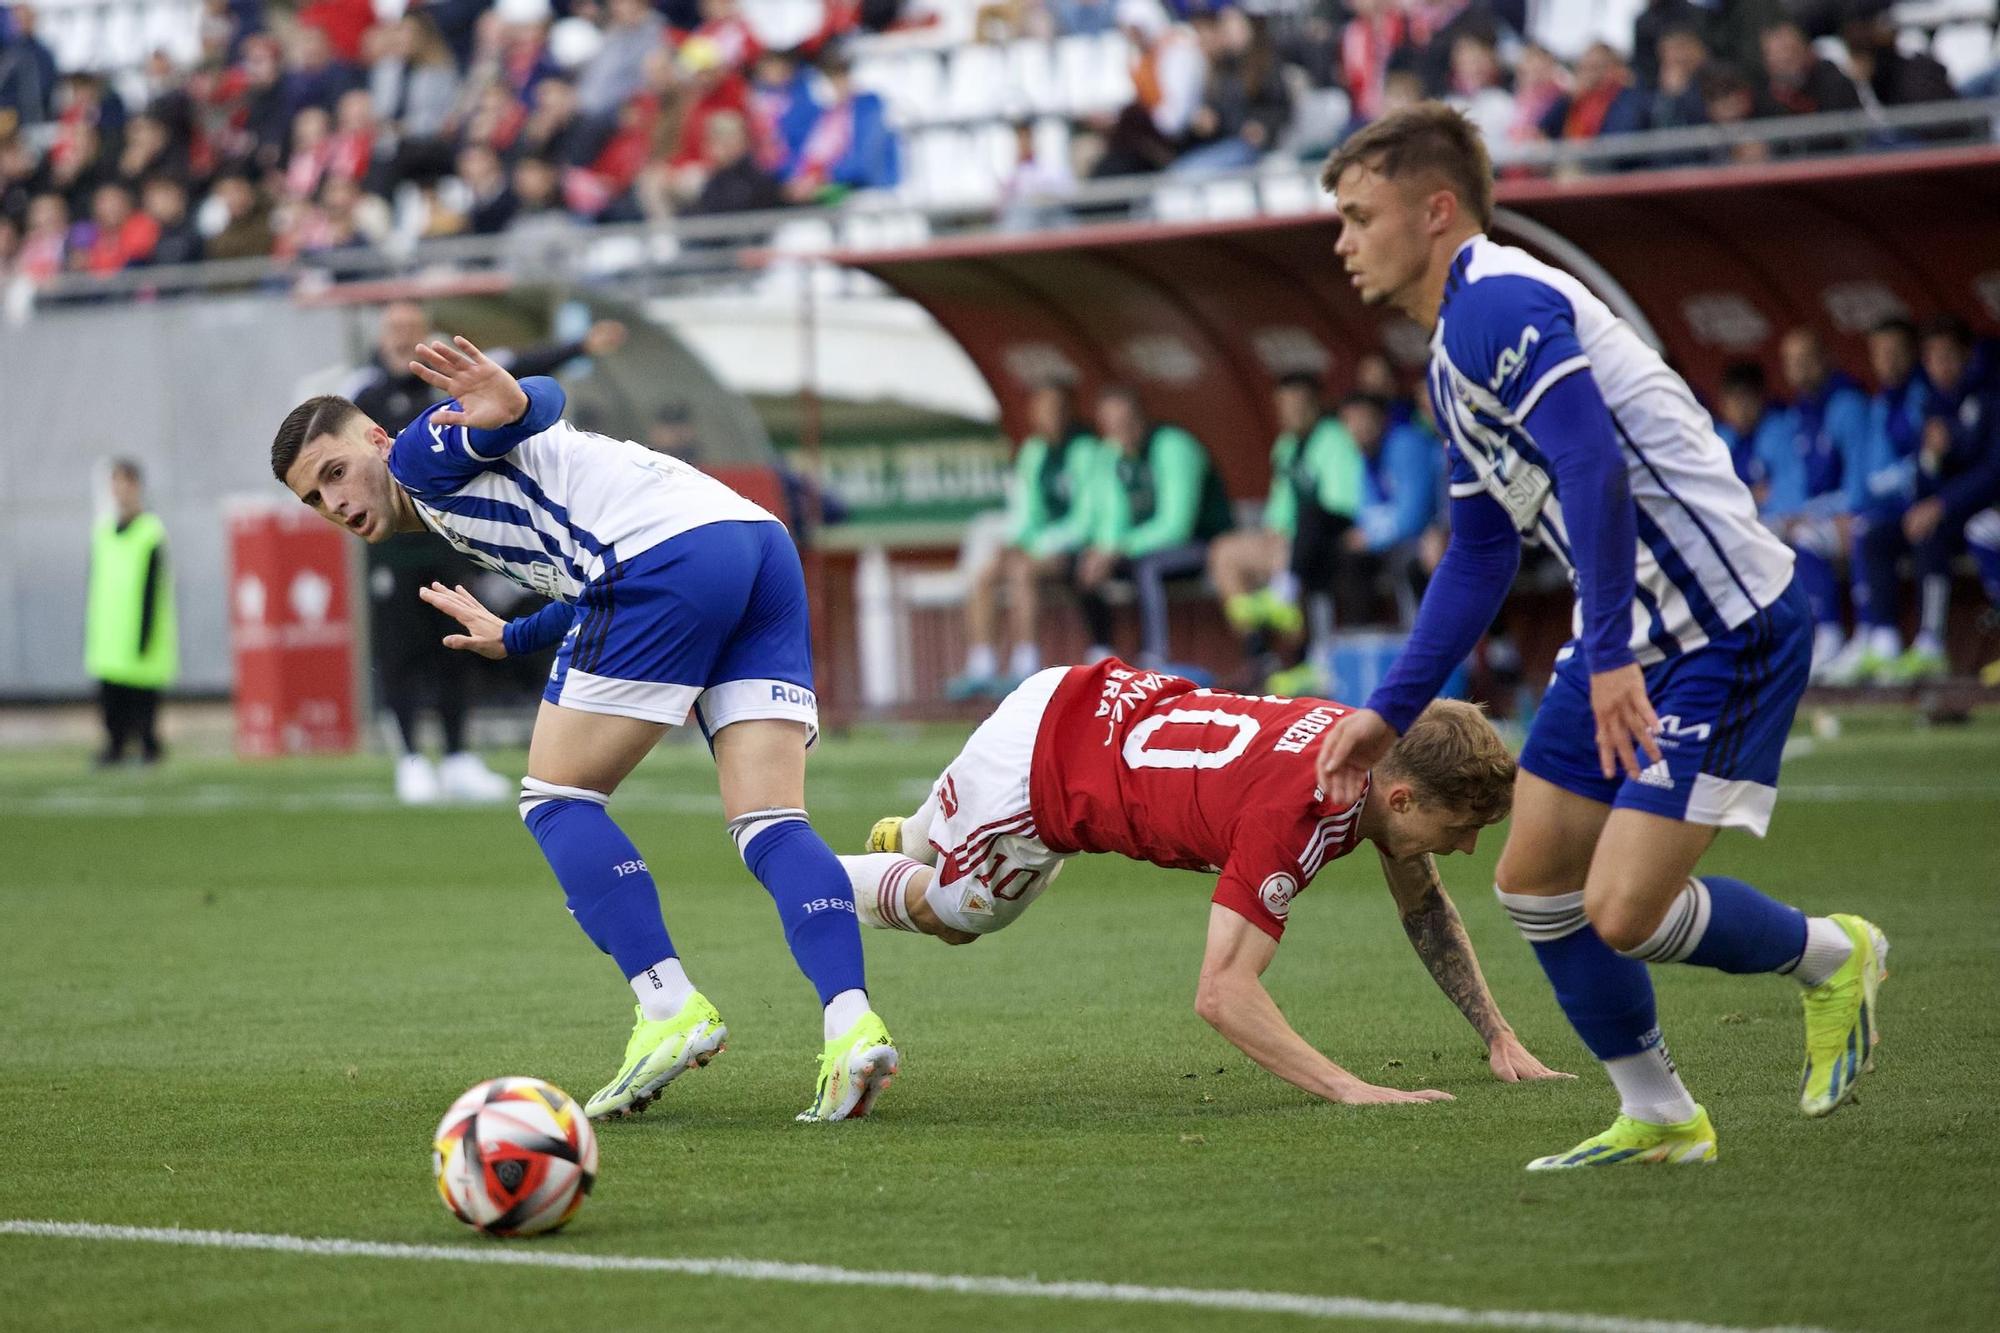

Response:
(1193, 974), (1236, 1029)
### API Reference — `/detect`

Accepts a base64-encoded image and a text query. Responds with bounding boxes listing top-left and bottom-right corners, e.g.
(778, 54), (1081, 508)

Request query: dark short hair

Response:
(110, 458), (143, 484)
(1319, 102), (1494, 231)
(1919, 314), (1972, 348)
(1340, 391), (1391, 415)
(1720, 361), (1767, 396)
(1871, 316), (1917, 342)
(1276, 371), (1323, 395)
(271, 395), (365, 483)
(1095, 382), (1144, 412)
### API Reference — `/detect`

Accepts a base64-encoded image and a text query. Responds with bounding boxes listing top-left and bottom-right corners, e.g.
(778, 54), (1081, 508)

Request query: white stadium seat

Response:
(1932, 23), (1998, 87)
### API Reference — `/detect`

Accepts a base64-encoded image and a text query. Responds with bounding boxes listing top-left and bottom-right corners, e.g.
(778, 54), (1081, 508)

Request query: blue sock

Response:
(523, 794), (675, 979)
(1687, 876), (1807, 974)
(1791, 545), (1839, 629)
(1496, 890), (1658, 1059)
(735, 814), (866, 1006)
(1622, 876), (1807, 975)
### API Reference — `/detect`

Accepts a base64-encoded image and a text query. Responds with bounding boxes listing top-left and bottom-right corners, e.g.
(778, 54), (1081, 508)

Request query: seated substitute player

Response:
(846, 658), (1571, 1105)
(1314, 105), (1888, 1169)
(269, 336), (896, 1125)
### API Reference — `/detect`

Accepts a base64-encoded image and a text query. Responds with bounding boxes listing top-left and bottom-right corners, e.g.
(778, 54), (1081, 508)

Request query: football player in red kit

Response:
(847, 659), (1568, 1106)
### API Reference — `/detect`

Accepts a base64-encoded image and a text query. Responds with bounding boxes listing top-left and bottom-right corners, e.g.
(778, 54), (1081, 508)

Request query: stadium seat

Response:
(1203, 178), (1260, 220)
(1006, 40), (1060, 117)
(1932, 23), (1998, 87)
(946, 44), (1007, 121)
(1149, 183), (1205, 224)
(1258, 171), (1318, 216)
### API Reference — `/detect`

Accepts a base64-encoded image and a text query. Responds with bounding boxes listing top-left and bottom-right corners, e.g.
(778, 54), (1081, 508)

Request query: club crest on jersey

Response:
(937, 775), (960, 819)
(1259, 872), (1299, 920)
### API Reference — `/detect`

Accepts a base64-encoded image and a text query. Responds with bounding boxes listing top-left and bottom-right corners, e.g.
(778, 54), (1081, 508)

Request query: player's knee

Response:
(518, 776), (609, 828)
(726, 807), (811, 865)
(1585, 890), (1665, 956)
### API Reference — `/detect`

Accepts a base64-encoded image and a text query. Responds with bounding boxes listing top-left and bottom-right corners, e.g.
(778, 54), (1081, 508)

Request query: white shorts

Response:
(913, 666), (1070, 936)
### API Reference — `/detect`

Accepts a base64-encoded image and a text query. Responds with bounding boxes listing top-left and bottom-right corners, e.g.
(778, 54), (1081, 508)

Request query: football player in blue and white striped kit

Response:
(271, 335), (897, 1124)
(1313, 106), (1889, 1169)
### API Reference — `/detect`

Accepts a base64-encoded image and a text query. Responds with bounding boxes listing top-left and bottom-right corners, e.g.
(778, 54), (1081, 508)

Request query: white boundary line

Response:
(1, 1220), (1827, 1333)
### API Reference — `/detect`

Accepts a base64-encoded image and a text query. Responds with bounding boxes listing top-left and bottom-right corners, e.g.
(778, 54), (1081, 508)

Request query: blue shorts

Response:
(544, 520), (818, 743)
(1517, 578), (1811, 836)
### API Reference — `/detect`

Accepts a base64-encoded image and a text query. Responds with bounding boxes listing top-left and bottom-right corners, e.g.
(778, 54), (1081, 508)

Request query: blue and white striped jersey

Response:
(387, 378), (776, 603)
(1427, 237), (1795, 663)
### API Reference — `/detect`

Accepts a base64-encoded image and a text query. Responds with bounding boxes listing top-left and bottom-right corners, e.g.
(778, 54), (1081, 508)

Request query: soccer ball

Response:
(432, 1076), (598, 1237)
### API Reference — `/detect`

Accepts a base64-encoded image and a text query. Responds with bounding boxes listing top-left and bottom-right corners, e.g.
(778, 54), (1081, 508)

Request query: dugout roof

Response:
(835, 146), (2000, 495)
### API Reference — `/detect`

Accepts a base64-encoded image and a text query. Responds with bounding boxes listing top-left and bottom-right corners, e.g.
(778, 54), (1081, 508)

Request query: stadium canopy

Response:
(834, 146), (2000, 496)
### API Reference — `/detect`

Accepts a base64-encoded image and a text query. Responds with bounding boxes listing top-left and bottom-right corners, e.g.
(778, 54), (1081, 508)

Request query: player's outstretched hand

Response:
(1486, 1031), (1574, 1083)
(1315, 707), (1397, 808)
(409, 336), (530, 430)
(419, 582), (508, 659)
(1330, 1080), (1455, 1106)
(1587, 662), (1661, 781)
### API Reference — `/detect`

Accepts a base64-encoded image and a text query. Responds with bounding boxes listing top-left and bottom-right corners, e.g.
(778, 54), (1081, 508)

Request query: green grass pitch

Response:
(2, 712), (1997, 1331)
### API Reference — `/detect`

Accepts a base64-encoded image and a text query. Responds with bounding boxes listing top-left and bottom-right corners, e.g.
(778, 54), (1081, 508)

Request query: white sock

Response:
(1911, 628), (1945, 658)
(1919, 575), (1951, 643)
(1267, 569), (1300, 605)
(965, 643), (998, 677)
(1789, 916), (1855, 987)
(845, 852), (926, 931)
(631, 957), (695, 1020)
(824, 987), (871, 1041)
(1866, 625), (1901, 658)
(1811, 624), (1846, 668)
(1604, 1042), (1698, 1126)
(1007, 641), (1040, 679)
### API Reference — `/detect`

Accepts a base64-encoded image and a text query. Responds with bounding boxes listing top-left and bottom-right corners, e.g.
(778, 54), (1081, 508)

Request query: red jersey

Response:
(1028, 660), (1368, 940)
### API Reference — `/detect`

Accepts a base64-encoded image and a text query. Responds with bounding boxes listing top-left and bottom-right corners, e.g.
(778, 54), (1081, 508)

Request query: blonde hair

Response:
(1378, 699), (1515, 823)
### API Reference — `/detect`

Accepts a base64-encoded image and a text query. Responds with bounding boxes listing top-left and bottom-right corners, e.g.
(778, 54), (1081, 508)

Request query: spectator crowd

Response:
(0, 0), (908, 286)
(3, 0), (1994, 287)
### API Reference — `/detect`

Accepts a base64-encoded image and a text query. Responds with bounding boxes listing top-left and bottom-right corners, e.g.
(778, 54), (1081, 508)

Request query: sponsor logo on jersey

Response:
(769, 682), (816, 707)
(938, 774), (960, 819)
(1093, 667), (1172, 743)
(1654, 714), (1711, 752)
(1259, 872), (1299, 920)
(1488, 325), (1540, 392)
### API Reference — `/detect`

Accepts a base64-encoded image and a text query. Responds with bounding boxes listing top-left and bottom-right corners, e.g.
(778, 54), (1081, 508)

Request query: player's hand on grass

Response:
(419, 582), (508, 659)
(1315, 707), (1396, 809)
(409, 336), (530, 429)
(1485, 1031), (1574, 1083)
(1329, 1078), (1454, 1106)
(1587, 662), (1661, 781)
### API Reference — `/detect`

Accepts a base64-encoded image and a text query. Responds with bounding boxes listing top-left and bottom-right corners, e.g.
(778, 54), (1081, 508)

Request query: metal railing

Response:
(12, 96), (1997, 312)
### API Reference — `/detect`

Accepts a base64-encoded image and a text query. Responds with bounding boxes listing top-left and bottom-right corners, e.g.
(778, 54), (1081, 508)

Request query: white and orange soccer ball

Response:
(432, 1076), (598, 1237)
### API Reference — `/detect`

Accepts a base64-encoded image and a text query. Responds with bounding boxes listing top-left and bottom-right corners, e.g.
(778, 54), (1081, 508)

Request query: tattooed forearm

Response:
(1392, 855), (1509, 1045)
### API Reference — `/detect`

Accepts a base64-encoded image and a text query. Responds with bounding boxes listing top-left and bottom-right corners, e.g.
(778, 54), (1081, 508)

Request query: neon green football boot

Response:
(1265, 660), (1328, 699)
(1224, 592), (1263, 634)
(1799, 914), (1889, 1117)
(1526, 1106), (1718, 1170)
(584, 994), (727, 1120)
(1252, 588), (1305, 637)
(866, 815), (905, 854)
(797, 1011), (899, 1123)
